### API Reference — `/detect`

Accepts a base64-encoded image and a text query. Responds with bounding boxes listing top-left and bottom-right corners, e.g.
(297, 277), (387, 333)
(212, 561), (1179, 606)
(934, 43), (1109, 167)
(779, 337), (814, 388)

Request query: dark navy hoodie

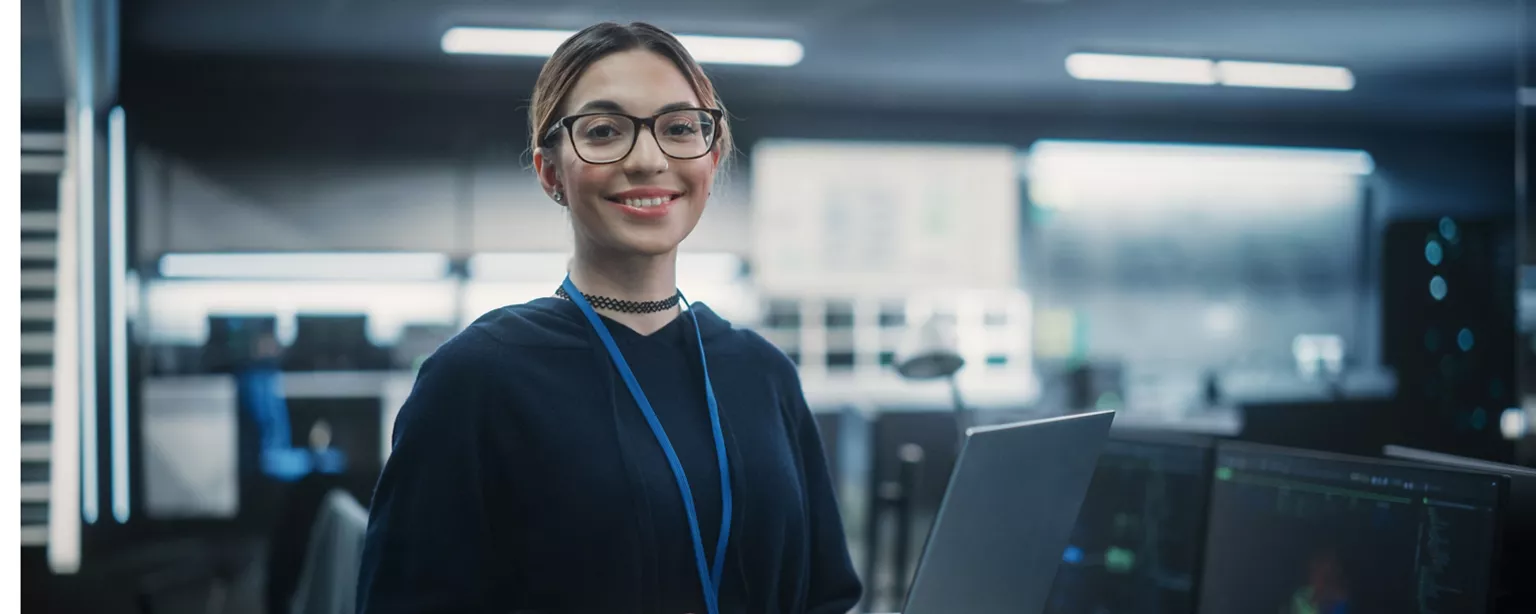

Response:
(356, 297), (862, 614)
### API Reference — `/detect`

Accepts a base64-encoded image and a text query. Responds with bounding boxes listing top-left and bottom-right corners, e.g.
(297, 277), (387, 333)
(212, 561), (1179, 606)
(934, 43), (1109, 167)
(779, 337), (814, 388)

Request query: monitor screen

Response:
(1384, 445), (1536, 611)
(1046, 432), (1214, 614)
(206, 314), (279, 372)
(1199, 443), (1506, 614)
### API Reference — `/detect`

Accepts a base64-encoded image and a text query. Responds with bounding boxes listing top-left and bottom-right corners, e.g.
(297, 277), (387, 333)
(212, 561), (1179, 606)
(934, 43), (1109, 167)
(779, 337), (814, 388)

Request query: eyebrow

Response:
(572, 99), (701, 115)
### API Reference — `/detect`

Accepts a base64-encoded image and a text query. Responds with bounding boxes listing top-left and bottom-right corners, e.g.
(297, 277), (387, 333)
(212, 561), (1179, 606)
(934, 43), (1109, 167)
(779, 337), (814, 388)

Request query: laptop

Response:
(900, 410), (1116, 614)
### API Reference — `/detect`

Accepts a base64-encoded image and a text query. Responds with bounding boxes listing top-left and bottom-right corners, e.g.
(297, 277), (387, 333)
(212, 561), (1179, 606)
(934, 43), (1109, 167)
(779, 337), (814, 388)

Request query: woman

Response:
(356, 21), (863, 614)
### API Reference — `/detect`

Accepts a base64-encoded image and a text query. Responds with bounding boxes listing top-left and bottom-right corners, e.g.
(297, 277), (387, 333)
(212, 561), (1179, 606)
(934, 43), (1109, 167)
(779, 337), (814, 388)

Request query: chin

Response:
(616, 234), (687, 257)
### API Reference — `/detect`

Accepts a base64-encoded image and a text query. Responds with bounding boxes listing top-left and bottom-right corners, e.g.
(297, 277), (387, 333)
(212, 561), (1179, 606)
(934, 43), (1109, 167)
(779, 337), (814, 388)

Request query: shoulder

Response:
(692, 304), (799, 382)
(461, 297), (591, 351)
(406, 297), (593, 407)
(734, 328), (802, 383)
(396, 327), (507, 429)
(398, 299), (585, 428)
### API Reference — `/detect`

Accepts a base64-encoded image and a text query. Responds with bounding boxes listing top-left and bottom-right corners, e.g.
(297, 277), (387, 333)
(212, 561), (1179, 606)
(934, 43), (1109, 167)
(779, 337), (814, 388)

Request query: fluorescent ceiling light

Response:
(1027, 140), (1376, 177)
(1065, 53), (1216, 85)
(1216, 60), (1354, 91)
(159, 252), (452, 281)
(1066, 53), (1354, 92)
(442, 27), (804, 67)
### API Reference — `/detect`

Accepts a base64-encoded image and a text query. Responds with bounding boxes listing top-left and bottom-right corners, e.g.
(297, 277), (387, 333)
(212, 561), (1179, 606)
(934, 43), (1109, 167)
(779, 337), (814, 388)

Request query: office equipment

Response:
(900, 410), (1115, 614)
(1238, 399), (1398, 457)
(1046, 431), (1215, 614)
(1384, 445), (1536, 613)
(204, 314), (279, 373)
(1199, 442), (1506, 614)
(1381, 218), (1517, 461)
(282, 314), (389, 372)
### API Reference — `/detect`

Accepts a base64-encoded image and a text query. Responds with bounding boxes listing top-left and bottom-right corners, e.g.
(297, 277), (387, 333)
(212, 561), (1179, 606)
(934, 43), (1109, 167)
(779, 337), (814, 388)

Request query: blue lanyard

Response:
(562, 276), (733, 614)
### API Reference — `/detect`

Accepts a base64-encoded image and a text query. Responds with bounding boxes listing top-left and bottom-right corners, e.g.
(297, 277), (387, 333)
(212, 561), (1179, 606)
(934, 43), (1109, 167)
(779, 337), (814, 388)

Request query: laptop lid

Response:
(903, 410), (1116, 614)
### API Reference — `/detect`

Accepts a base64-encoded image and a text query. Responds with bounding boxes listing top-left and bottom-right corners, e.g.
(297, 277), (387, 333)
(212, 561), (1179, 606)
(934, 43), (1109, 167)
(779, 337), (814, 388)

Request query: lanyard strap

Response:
(562, 277), (733, 614)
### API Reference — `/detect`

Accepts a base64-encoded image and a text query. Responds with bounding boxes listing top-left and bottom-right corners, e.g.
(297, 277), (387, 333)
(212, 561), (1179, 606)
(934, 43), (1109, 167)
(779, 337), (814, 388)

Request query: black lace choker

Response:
(555, 285), (681, 314)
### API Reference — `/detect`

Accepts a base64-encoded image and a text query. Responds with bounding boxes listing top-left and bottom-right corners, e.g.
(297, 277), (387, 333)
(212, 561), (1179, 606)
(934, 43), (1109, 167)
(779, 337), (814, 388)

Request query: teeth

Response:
(622, 197), (670, 208)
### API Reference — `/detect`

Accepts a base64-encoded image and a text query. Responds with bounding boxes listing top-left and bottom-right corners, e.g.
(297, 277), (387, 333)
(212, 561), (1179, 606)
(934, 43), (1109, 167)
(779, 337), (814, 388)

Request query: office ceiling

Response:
(124, 0), (1523, 122)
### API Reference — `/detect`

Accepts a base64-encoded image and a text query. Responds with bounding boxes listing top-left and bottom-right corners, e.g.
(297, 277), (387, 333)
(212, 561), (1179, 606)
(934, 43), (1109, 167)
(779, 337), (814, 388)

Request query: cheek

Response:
(678, 161), (718, 197)
(567, 163), (617, 201)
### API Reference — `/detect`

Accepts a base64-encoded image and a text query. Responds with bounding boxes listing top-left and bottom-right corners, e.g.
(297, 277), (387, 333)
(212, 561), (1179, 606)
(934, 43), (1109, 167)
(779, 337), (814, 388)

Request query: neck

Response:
(568, 246), (681, 335)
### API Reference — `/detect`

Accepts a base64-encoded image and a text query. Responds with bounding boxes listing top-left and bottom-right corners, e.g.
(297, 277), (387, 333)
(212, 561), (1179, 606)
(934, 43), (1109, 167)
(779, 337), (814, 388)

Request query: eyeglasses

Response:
(543, 107), (723, 165)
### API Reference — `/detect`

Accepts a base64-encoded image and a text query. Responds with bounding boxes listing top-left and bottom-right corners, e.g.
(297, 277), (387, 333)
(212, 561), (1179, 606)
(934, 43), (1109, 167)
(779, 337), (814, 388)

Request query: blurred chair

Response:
(266, 472), (348, 614)
(289, 490), (368, 614)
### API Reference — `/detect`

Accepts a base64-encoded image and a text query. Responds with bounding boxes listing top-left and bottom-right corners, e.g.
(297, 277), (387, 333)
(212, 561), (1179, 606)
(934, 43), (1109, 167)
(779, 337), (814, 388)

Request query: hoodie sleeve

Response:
(356, 331), (513, 614)
(787, 370), (865, 614)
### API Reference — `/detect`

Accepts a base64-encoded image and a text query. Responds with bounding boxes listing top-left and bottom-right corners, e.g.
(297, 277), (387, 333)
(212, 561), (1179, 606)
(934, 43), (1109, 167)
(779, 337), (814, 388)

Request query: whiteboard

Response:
(750, 140), (1020, 296)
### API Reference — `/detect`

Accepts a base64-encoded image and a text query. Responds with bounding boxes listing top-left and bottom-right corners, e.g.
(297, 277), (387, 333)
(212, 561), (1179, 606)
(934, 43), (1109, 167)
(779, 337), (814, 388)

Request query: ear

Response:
(533, 146), (564, 204)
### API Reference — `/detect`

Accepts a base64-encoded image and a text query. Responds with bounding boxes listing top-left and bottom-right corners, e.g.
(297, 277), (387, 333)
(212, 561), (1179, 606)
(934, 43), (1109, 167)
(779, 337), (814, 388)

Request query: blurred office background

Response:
(17, 0), (1536, 612)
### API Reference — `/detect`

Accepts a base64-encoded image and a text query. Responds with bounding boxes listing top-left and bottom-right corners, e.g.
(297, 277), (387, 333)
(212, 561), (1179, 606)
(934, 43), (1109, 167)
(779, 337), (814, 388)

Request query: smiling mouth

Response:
(607, 195), (681, 209)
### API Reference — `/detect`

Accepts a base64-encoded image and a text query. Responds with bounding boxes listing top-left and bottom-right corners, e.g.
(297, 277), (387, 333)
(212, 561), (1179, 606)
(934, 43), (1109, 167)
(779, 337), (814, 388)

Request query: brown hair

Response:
(529, 22), (732, 164)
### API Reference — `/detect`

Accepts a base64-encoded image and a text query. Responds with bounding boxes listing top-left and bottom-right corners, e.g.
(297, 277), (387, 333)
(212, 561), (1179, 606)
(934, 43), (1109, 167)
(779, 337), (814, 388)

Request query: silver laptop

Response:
(901, 410), (1116, 614)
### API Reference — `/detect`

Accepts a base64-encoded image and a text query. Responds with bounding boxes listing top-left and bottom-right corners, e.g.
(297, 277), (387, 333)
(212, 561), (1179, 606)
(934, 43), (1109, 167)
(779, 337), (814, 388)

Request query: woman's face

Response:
(536, 49), (720, 257)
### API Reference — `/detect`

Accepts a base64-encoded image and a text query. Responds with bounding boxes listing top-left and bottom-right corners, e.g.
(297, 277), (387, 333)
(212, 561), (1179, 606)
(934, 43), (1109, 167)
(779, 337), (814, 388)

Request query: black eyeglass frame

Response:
(541, 107), (725, 164)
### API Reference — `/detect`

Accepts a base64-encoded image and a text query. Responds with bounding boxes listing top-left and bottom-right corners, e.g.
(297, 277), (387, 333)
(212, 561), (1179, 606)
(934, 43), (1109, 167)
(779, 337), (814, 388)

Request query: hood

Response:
(467, 297), (736, 350)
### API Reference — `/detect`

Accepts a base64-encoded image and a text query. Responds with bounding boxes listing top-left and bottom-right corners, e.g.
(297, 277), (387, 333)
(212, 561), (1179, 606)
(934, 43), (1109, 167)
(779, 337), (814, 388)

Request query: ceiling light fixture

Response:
(158, 252), (452, 281)
(1065, 53), (1354, 92)
(1216, 60), (1354, 91)
(1065, 53), (1217, 85)
(442, 27), (804, 67)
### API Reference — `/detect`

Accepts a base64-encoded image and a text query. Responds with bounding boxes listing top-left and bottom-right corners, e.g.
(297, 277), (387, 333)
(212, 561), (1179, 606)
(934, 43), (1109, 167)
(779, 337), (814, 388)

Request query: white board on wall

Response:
(750, 140), (1020, 296)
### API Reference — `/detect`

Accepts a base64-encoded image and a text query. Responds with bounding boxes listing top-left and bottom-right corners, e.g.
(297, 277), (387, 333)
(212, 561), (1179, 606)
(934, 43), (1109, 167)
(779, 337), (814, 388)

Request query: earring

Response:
(553, 191), (563, 203)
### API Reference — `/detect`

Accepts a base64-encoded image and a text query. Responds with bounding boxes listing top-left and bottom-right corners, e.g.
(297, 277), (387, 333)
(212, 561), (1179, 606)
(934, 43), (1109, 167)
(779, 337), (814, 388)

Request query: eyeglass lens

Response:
(570, 110), (717, 163)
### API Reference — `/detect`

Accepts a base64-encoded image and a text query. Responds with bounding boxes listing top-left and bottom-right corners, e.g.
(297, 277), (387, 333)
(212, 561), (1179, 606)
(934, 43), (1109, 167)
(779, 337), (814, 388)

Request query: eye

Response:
(573, 115), (629, 141)
(667, 120), (698, 134)
(584, 123), (622, 140)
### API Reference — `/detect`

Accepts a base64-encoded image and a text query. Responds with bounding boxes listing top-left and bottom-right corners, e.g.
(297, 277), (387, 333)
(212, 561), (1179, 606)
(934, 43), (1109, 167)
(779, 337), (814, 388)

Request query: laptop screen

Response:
(1045, 434), (1213, 614)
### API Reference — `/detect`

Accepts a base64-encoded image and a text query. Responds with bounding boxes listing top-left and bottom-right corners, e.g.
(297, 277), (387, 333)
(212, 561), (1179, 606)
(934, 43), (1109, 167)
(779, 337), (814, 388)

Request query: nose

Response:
(622, 128), (669, 175)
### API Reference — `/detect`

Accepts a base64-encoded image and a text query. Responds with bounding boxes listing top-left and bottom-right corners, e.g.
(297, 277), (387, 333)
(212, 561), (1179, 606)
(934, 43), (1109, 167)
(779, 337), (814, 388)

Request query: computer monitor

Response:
(1199, 442), (1507, 614)
(1045, 431), (1215, 614)
(283, 314), (388, 371)
(1384, 445), (1536, 613)
(205, 314), (279, 373)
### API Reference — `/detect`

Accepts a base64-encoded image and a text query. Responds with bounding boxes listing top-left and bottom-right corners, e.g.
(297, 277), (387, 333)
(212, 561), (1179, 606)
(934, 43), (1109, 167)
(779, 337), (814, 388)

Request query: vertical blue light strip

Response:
(108, 106), (130, 523)
(77, 104), (98, 526)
